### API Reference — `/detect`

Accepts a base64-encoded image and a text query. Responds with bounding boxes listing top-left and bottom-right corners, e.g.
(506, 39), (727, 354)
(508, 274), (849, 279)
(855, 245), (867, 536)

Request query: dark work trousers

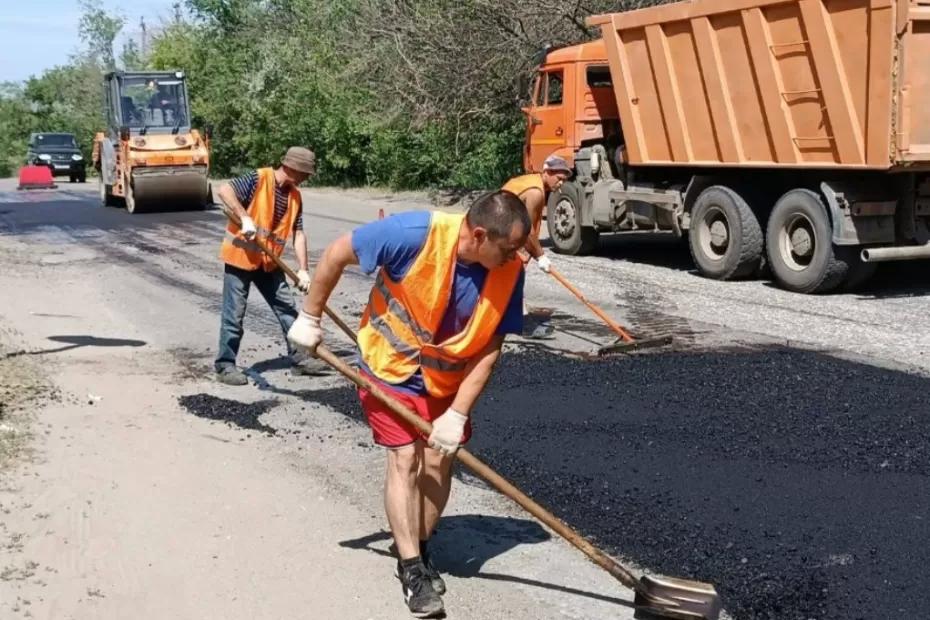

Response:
(214, 263), (299, 371)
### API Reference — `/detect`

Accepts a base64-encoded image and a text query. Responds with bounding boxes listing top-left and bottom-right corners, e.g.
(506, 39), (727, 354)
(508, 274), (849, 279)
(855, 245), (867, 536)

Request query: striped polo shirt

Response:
(230, 170), (304, 233)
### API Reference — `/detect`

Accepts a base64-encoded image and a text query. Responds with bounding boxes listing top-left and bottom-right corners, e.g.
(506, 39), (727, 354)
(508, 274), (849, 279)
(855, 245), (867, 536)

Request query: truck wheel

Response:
(765, 189), (849, 293)
(547, 182), (598, 255)
(688, 185), (763, 280)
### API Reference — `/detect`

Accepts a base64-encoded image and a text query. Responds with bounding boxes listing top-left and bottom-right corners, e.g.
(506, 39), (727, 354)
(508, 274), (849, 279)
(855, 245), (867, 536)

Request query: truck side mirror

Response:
(119, 126), (130, 141)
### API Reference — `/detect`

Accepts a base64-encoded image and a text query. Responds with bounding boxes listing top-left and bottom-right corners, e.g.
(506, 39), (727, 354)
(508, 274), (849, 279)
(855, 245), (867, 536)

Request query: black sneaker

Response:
(396, 559), (444, 618)
(422, 553), (446, 595)
(391, 542), (447, 596)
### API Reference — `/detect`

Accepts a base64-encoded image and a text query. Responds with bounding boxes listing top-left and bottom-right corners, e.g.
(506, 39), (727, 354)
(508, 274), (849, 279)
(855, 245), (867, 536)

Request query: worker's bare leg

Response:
(419, 446), (454, 541)
(385, 442), (423, 560)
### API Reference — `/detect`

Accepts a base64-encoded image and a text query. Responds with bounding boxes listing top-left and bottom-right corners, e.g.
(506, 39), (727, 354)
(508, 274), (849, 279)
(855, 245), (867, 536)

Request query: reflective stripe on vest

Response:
(372, 272), (434, 345)
(357, 211), (521, 397)
(364, 274), (468, 373)
(219, 168), (300, 272)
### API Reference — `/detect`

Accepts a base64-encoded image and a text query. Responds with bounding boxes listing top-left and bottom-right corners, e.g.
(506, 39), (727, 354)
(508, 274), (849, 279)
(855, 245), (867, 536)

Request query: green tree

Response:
(22, 59), (105, 162)
(78, 0), (125, 70)
(0, 84), (38, 176)
(120, 39), (145, 71)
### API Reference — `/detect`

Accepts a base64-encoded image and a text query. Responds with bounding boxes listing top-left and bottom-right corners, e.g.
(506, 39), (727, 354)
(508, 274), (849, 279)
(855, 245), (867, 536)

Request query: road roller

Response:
(93, 70), (211, 214)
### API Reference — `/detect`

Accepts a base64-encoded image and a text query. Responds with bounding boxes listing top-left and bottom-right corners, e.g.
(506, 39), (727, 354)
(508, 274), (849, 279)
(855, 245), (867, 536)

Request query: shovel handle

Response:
(221, 206), (357, 343)
(313, 344), (645, 594)
(547, 267), (635, 343)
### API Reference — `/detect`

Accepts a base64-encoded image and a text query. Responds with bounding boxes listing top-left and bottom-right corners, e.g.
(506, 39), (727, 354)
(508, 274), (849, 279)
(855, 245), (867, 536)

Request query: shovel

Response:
(545, 266), (672, 356)
(312, 337), (720, 620)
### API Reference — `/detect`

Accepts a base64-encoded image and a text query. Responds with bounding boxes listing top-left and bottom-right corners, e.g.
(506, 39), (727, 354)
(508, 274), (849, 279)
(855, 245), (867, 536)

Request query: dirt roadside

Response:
(0, 332), (49, 474)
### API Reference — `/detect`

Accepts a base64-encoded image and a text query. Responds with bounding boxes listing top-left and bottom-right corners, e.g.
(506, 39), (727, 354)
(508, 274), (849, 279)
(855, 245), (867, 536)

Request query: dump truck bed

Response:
(588, 0), (930, 169)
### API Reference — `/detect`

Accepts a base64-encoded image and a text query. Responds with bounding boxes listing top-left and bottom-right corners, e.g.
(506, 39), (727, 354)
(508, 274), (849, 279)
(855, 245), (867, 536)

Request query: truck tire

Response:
(547, 182), (598, 255)
(765, 189), (849, 294)
(688, 185), (763, 280)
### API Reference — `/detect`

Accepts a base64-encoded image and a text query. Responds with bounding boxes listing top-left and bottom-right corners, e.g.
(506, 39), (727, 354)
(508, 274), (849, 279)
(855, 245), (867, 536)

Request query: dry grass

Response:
(0, 341), (49, 473)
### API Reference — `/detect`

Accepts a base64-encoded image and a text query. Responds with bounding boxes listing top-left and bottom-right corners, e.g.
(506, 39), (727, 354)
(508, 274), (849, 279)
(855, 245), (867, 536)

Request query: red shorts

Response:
(358, 373), (473, 448)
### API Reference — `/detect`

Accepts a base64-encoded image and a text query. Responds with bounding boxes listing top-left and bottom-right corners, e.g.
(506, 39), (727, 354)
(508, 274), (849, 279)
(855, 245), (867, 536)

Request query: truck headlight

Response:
(38, 154), (51, 161)
(71, 154), (83, 161)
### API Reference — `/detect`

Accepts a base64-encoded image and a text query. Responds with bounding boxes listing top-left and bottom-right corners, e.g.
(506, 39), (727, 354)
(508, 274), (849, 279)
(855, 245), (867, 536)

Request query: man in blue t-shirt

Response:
(288, 192), (529, 617)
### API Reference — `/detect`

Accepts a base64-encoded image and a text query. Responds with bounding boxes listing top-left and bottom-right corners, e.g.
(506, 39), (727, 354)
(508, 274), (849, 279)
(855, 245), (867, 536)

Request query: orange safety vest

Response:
(503, 173), (546, 240)
(219, 167), (301, 272)
(357, 212), (522, 398)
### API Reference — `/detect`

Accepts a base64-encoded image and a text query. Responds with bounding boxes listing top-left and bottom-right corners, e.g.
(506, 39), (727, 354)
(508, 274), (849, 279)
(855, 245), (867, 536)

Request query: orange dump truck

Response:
(523, 0), (930, 292)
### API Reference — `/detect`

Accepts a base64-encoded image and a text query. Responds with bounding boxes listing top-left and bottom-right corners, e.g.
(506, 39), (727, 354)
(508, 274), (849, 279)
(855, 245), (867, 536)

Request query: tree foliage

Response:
(78, 0), (125, 71)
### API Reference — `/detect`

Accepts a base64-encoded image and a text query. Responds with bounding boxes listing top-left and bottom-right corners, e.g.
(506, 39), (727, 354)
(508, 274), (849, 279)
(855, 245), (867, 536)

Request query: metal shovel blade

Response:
(634, 574), (721, 620)
(597, 335), (673, 356)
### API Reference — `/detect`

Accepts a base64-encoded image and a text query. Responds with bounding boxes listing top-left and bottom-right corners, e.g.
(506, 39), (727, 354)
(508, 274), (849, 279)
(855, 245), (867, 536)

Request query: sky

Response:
(0, 0), (181, 83)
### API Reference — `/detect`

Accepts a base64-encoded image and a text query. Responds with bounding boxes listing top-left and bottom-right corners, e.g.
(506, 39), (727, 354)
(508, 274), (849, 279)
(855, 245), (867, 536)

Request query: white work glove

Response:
(428, 408), (468, 456)
(240, 215), (257, 240)
(287, 310), (323, 354)
(296, 269), (312, 293)
(536, 254), (552, 273)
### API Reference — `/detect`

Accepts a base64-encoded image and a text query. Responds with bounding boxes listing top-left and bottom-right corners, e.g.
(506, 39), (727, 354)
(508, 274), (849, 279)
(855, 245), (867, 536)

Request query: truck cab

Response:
(525, 40), (669, 257)
(523, 41), (617, 174)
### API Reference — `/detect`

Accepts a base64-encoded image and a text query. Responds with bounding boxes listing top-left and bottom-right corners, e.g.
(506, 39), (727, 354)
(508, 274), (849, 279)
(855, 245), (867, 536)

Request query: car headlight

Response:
(71, 154), (83, 161)
(38, 154), (51, 161)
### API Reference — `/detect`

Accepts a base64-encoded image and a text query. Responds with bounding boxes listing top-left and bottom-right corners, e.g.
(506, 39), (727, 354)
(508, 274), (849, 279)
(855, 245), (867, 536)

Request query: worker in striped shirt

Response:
(214, 147), (329, 385)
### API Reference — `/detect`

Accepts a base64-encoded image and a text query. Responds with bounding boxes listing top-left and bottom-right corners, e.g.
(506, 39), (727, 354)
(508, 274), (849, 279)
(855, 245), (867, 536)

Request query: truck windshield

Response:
(35, 134), (76, 148)
(118, 77), (189, 130)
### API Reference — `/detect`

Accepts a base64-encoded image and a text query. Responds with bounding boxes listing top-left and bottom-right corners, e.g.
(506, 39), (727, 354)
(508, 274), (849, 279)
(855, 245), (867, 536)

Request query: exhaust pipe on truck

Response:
(861, 243), (930, 263)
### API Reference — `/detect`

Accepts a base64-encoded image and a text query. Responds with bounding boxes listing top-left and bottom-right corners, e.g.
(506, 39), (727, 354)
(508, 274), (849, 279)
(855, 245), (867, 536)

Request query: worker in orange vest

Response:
(214, 147), (326, 385)
(502, 154), (573, 337)
(288, 192), (529, 617)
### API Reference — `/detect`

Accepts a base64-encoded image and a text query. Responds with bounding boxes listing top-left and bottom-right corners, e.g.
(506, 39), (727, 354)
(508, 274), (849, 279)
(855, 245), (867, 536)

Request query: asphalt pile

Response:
(178, 394), (278, 435)
(304, 346), (930, 620)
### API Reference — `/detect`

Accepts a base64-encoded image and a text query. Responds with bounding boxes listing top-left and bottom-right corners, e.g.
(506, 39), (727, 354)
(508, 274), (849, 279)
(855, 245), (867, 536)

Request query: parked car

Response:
(26, 133), (86, 183)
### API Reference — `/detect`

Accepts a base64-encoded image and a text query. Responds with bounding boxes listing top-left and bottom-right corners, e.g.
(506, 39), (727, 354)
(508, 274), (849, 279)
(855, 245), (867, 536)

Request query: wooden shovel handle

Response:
(547, 267), (635, 343)
(314, 344), (644, 594)
(221, 207), (357, 343)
